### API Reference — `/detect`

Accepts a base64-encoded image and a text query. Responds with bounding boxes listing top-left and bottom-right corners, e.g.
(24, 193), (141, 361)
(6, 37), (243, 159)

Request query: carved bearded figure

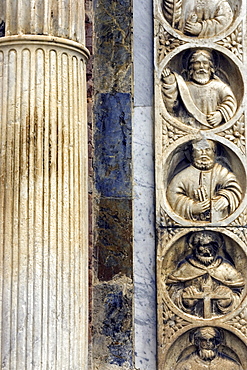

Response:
(167, 232), (244, 318)
(161, 50), (237, 129)
(163, 0), (233, 37)
(175, 327), (243, 370)
(166, 139), (242, 222)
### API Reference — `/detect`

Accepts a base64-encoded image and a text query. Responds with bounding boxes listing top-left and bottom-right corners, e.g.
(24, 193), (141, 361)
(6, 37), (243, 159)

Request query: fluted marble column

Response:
(0, 2), (89, 369)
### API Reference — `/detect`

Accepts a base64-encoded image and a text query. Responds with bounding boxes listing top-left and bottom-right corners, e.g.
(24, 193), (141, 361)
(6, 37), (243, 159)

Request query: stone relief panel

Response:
(161, 0), (241, 39)
(164, 326), (246, 369)
(164, 231), (245, 319)
(162, 136), (246, 226)
(157, 230), (247, 367)
(160, 48), (243, 130)
(158, 320), (247, 369)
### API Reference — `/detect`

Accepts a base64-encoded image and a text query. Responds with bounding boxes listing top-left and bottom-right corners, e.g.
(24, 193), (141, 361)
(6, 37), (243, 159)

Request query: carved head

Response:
(191, 139), (216, 170)
(188, 231), (223, 266)
(188, 50), (214, 85)
(191, 327), (223, 361)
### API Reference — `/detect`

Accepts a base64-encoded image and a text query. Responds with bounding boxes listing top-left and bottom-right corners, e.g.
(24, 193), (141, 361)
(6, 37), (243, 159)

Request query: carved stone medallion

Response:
(163, 137), (246, 226)
(161, 231), (246, 319)
(161, 0), (241, 39)
(160, 48), (243, 130)
(161, 326), (246, 369)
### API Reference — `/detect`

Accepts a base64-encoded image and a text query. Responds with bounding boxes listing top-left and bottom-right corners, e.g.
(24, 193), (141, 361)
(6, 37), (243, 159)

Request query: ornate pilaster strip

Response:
(155, 0), (247, 367)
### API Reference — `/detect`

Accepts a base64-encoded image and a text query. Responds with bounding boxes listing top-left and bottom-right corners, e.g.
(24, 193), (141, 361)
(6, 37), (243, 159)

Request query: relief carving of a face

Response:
(166, 231), (245, 319)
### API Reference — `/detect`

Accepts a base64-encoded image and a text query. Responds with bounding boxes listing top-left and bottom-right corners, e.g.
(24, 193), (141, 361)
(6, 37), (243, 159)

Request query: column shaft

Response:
(0, 33), (88, 370)
(1, 0), (85, 44)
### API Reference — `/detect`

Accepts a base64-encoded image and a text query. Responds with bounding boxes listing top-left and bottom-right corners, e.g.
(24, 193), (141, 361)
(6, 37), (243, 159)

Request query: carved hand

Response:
(207, 111), (222, 126)
(184, 21), (202, 35)
(214, 285), (233, 308)
(212, 196), (229, 211)
(192, 199), (210, 215)
(162, 68), (176, 84)
(182, 286), (199, 307)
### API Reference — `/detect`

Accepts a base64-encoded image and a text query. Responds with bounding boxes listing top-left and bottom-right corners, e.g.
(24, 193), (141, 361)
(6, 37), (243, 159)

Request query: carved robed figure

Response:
(175, 327), (243, 369)
(166, 138), (242, 222)
(166, 231), (244, 318)
(162, 50), (237, 129)
(163, 0), (233, 37)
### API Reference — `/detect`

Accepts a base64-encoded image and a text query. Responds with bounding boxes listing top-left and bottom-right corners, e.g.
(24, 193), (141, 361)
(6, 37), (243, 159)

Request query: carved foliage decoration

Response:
(159, 207), (180, 244)
(161, 300), (190, 347)
(218, 115), (245, 154)
(162, 118), (188, 148)
(158, 26), (185, 63)
(227, 308), (247, 338)
(229, 207), (247, 242)
(217, 23), (243, 61)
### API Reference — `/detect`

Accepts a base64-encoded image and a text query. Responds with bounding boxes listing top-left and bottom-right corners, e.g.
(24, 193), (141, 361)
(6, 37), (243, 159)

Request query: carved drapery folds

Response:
(0, 1), (89, 369)
(155, 0), (247, 368)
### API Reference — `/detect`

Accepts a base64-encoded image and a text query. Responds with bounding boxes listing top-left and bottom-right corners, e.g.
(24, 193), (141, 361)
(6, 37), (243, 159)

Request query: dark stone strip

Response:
(92, 0), (133, 367)
(93, 282), (133, 367)
(93, 0), (132, 93)
(95, 93), (132, 198)
(95, 197), (132, 281)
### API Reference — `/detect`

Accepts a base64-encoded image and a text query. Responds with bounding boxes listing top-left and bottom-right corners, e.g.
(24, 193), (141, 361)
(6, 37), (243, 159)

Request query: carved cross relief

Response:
(155, 0), (247, 368)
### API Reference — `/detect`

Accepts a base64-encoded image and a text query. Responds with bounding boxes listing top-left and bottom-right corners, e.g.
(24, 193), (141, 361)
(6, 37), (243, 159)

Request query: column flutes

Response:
(0, 1), (89, 368)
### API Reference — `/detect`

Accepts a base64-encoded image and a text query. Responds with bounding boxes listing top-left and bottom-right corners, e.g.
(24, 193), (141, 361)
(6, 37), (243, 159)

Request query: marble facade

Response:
(1, 0), (246, 368)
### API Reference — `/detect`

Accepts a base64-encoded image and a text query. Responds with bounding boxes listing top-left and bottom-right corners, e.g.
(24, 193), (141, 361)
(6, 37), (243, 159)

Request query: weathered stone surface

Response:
(93, 279), (133, 369)
(93, 92), (133, 366)
(94, 0), (132, 93)
(92, 1), (133, 368)
(95, 93), (132, 198)
(96, 198), (132, 281)
(0, 0), (85, 43)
